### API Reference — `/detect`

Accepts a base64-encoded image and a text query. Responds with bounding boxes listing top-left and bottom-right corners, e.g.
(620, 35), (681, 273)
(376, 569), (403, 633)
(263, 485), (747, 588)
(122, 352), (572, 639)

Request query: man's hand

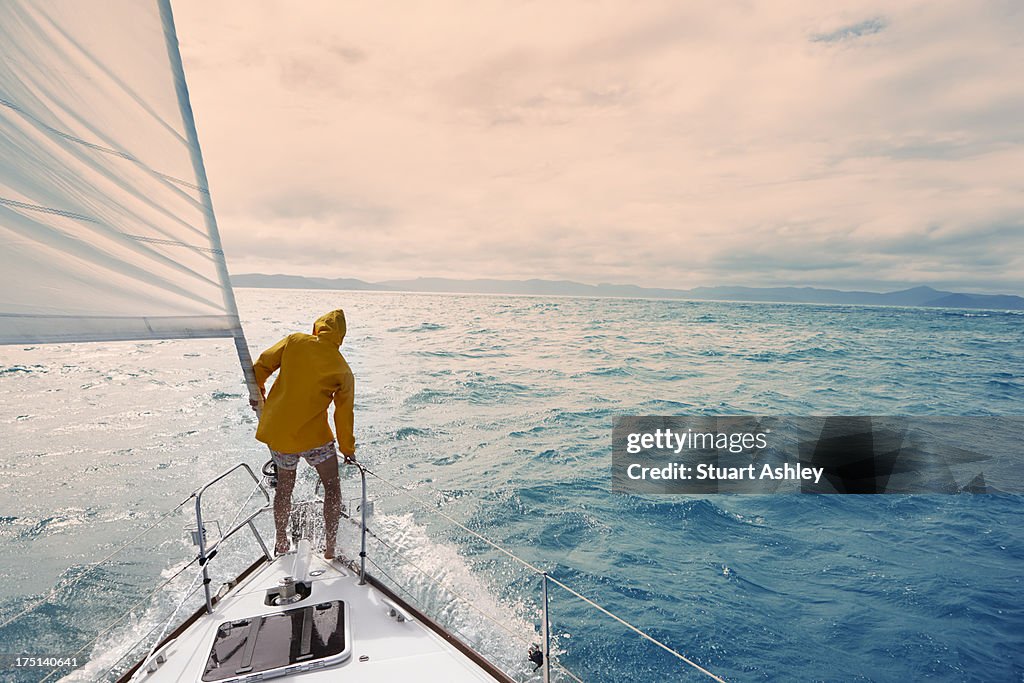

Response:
(250, 386), (265, 413)
(340, 447), (357, 464)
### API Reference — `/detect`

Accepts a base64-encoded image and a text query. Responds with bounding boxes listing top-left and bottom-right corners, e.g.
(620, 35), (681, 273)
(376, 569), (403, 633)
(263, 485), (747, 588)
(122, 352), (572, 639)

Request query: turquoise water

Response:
(1, 290), (1022, 681)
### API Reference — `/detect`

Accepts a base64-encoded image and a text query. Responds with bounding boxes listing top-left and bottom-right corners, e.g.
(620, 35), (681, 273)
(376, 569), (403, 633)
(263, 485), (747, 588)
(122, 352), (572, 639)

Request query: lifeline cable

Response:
(37, 556), (201, 683)
(364, 540), (585, 683)
(135, 479), (266, 675)
(357, 463), (727, 682)
(0, 494), (193, 632)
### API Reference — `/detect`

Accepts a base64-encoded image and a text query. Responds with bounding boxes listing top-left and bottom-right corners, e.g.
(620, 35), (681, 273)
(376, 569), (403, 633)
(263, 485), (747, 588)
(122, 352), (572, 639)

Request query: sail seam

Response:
(0, 96), (208, 193)
(122, 234), (223, 254)
(0, 196), (97, 223)
(0, 197), (223, 254)
(0, 313), (235, 320)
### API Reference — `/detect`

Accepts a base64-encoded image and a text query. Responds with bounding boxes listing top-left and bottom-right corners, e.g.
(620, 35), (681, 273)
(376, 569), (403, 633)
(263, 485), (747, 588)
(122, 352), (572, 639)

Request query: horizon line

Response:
(231, 272), (1024, 299)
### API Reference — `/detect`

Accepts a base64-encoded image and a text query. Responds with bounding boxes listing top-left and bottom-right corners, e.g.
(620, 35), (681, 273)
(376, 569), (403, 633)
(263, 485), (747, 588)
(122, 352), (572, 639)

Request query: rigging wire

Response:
(546, 574), (726, 683)
(132, 562), (208, 677)
(362, 466), (545, 575)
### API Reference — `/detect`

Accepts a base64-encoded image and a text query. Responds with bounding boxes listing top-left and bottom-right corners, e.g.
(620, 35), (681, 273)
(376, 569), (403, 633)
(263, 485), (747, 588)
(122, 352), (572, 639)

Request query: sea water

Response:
(1, 289), (1022, 682)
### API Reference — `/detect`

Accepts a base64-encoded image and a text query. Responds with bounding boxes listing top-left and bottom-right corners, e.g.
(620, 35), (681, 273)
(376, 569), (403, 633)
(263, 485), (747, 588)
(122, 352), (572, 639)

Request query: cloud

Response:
(172, 0), (1024, 294)
(811, 17), (888, 43)
(327, 44), (366, 64)
(258, 191), (396, 225)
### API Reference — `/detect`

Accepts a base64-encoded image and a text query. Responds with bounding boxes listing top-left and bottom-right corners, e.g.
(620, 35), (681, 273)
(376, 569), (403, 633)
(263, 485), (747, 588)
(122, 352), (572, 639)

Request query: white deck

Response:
(131, 552), (502, 682)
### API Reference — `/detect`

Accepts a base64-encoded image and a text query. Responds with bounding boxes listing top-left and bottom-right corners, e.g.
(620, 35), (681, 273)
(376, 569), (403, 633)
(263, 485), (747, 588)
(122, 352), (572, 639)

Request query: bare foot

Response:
(324, 547), (335, 560)
(275, 539), (290, 555)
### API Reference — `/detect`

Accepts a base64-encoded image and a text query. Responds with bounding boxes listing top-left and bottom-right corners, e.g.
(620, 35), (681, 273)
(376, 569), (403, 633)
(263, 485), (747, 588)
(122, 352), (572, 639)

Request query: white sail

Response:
(0, 0), (240, 345)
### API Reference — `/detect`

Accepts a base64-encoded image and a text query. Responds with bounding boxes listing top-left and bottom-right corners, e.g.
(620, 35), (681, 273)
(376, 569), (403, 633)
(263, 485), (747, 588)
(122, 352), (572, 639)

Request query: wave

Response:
(0, 364), (47, 375)
(387, 322), (447, 332)
(572, 366), (629, 378)
(210, 391), (242, 400)
(6, 289), (1023, 682)
(56, 559), (205, 683)
(404, 388), (454, 405)
(394, 426), (432, 440)
(413, 349), (511, 359)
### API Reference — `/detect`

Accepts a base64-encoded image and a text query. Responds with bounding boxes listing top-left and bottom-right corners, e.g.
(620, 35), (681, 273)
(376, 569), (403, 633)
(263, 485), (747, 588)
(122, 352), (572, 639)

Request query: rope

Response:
(222, 481), (265, 540)
(0, 495), (192, 632)
(23, 462), (723, 682)
(94, 564), (207, 682)
(552, 661), (586, 683)
(95, 609), (181, 682)
(347, 475), (584, 679)
(123, 234), (223, 255)
(341, 499), (531, 645)
(358, 464), (726, 683)
(369, 549), (584, 683)
(369, 545), (586, 683)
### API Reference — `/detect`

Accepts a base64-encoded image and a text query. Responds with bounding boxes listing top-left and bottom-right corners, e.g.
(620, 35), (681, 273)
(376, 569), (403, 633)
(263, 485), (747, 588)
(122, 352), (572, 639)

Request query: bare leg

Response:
(314, 456), (341, 559)
(273, 467), (296, 554)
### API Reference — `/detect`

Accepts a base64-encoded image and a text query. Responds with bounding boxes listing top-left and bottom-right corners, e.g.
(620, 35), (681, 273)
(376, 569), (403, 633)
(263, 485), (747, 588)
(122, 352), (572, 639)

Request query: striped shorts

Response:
(270, 441), (337, 471)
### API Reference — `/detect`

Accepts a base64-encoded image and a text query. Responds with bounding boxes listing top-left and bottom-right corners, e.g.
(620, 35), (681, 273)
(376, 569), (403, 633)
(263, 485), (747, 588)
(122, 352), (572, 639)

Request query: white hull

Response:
(127, 549), (512, 683)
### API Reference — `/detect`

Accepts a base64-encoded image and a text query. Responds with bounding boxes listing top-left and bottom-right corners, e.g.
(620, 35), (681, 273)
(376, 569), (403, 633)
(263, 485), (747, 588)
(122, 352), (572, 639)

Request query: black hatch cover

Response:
(202, 600), (347, 681)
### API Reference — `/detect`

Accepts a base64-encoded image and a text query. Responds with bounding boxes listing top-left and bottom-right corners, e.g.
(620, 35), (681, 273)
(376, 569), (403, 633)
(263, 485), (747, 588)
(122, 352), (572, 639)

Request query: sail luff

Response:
(157, 0), (262, 407)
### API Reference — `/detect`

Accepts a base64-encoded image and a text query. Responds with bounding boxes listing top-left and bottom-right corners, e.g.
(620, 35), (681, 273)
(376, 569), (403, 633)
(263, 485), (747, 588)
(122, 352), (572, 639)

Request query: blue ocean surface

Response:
(1, 290), (1022, 682)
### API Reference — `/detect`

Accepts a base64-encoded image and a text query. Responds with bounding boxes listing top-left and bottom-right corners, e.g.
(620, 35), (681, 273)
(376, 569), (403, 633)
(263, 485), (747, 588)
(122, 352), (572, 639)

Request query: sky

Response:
(173, 0), (1024, 294)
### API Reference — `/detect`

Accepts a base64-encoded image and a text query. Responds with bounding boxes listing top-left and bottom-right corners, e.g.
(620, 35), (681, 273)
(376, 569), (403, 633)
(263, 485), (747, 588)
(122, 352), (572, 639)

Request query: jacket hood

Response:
(312, 309), (346, 346)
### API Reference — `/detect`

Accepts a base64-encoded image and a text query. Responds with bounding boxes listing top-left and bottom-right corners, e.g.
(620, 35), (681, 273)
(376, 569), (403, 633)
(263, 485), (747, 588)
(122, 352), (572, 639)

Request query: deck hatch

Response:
(202, 601), (349, 681)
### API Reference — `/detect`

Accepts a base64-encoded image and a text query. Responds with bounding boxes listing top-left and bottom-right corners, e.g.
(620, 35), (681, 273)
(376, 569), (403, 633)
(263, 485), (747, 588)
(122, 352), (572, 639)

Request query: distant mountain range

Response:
(232, 274), (1024, 310)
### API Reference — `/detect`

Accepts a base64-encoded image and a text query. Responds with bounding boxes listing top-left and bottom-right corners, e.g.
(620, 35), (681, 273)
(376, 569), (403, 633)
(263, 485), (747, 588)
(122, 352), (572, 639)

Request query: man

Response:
(252, 309), (355, 559)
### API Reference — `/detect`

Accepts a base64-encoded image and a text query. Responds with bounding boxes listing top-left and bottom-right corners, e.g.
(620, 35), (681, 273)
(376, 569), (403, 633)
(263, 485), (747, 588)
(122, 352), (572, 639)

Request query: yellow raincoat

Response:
(253, 309), (355, 456)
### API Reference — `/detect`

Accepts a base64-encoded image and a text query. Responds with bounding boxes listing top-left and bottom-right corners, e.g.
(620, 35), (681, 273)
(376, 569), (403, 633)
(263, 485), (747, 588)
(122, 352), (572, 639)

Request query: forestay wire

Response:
(358, 465), (727, 683)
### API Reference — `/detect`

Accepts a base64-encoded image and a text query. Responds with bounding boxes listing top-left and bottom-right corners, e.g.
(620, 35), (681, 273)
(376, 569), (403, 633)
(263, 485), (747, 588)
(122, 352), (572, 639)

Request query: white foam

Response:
(339, 511), (544, 680)
(57, 559), (203, 682)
